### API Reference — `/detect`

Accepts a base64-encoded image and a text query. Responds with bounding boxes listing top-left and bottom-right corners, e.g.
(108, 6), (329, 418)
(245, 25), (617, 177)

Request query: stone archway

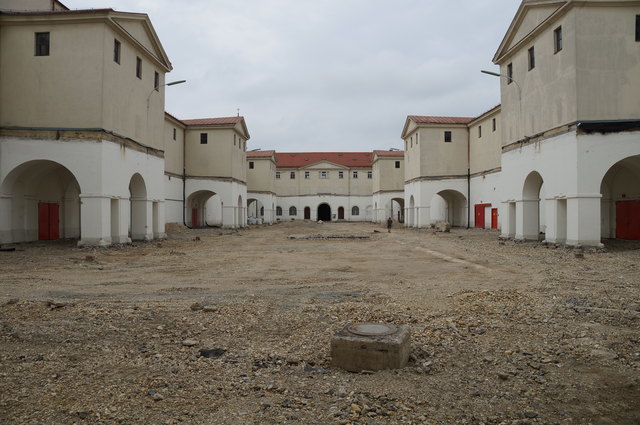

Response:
(187, 190), (217, 227)
(431, 190), (468, 227)
(601, 155), (640, 240)
(0, 160), (81, 243)
(392, 197), (404, 223)
(520, 171), (544, 240)
(129, 173), (150, 240)
(318, 203), (331, 221)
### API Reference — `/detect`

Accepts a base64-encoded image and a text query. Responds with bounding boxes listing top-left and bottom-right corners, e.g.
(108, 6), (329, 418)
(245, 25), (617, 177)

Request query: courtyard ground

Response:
(0, 221), (639, 425)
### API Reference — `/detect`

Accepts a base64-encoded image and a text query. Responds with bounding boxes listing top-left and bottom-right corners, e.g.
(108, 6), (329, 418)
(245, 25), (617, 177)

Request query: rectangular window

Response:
(478, 125), (482, 138)
(173, 128), (176, 140)
(319, 171), (328, 179)
(276, 171), (281, 179)
(249, 161), (254, 169)
(506, 63), (513, 84)
(290, 171), (295, 179)
(636, 16), (640, 42)
(200, 133), (207, 144)
(395, 161), (400, 169)
(35, 32), (50, 56)
(113, 39), (121, 63)
(492, 118), (496, 132)
(367, 171), (372, 179)
(444, 131), (452, 143)
(136, 57), (142, 79)
(338, 171), (344, 179)
(154, 72), (159, 90)
(554, 26), (563, 52)
(304, 171), (310, 179)
(528, 46), (535, 70)
(352, 171), (358, 179)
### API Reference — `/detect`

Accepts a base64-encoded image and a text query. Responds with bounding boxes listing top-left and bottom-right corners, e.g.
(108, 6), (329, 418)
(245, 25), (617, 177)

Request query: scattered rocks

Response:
(198, 348), (226, 358)
(181, 339), (198, 347)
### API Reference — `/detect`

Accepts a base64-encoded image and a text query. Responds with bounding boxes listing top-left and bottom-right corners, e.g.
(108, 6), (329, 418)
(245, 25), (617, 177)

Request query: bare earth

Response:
(1, 221), (639, 425)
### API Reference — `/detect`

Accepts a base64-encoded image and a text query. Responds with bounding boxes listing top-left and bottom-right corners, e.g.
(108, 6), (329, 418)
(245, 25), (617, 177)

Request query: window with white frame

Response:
(367, 171), (372, 179)
(290, 171), (295, 179)
(276, 171), (281, 179)
(339, 171), (344, 179)
(304, 171), (310, 179)
(352, 171), (358, 179)
(319, 171), (328, 179)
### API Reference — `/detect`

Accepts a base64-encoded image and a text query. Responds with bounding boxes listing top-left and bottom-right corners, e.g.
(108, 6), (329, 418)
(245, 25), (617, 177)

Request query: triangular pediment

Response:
(302, 161), (349, 170)
(400, 117), (418, 139)
(494, 1), (568, 63)
(112, 13), (172, 71)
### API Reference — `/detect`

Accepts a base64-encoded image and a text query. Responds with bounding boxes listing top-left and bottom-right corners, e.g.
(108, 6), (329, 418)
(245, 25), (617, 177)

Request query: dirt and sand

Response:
(1, 221), (639, 425)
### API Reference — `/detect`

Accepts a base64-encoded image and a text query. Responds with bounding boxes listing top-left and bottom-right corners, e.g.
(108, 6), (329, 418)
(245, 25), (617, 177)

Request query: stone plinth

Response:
(330, 323), (410, 372)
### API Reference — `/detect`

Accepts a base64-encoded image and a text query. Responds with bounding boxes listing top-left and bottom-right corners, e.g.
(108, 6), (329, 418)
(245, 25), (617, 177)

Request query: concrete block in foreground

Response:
(330, 323), (410, 372)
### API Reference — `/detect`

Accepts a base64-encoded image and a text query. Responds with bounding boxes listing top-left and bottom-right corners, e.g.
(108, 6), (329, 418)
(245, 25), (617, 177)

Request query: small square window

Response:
(352, 171), (358, 179)
(395, 161), (400, 169)
(492, 118), (496, 132)
(528, 46), (535, 71)
(154, 72), (159, 90)
(319, 171), (328, 179)
(338, 171), (344, 179)
(276, 171), (281, 179)
(200, 133), (207, 144)
(136, 57), (142, 79)
(173, 128), (176, 140)
(113, 39), (121, 64)
(249, 161), (254, 169)
(290, 171), (295, 179)
(554, 26), (563, 52)
(478, 125), (482, 138)
(444, 131), (452, 143)
(305, 171), (310, 179)
(35, 32), (50, 56)
(367, 171), (372, 179)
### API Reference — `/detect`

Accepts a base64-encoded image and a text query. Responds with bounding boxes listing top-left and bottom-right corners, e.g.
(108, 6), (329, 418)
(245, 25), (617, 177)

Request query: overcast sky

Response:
(64, 0), (520, 152)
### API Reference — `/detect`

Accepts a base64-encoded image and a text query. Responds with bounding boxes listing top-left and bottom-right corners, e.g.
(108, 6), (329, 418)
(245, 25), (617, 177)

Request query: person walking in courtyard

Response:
(387, 217), (393, 233)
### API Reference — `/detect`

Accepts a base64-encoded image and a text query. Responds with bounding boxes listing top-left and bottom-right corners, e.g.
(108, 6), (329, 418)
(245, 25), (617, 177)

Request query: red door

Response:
(491, 208), (498, 229)
(191, 208), (198, 227)
(38, 203), (59, 240)
(474, 204), (486, 228)
(304, 207), (311, 219)
(616, 201), (640, 240)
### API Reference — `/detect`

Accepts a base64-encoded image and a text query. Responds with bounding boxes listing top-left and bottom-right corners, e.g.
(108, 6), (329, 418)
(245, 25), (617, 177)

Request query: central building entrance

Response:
(317, 203), (331, 221)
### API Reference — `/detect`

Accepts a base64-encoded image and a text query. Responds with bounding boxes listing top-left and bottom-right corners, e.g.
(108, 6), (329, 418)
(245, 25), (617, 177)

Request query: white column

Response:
(130, 198), (152, 241)
(111, 197), (131, 244)
(0, 195), (12, 244)
(222, 205), (236, 228)
(78, 195), (111, 247)
(566, 194), (603, 247)
(516, 199), (539, 241)
(154, 201), (166, 239)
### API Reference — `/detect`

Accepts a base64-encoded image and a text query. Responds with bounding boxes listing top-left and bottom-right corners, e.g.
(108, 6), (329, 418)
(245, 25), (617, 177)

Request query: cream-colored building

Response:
(0, 0), (172, 246)
(404, 0), (640, 246)
(372, 150), (405, 223)
(246, 151), (404, 223)
(0, 0), (249, 247)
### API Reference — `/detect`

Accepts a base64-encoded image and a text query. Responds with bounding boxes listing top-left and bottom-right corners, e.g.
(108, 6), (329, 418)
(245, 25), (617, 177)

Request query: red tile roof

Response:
(181, 116), (244, 126)
(247, 150), (276, 158)
(373, 150), (404, 158)
(408, 115), (475, 125)
(275, 152), (372, 168)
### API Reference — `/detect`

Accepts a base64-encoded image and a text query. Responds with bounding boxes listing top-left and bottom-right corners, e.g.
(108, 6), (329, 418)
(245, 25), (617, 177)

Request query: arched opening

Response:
(0, 160), (81, 243)
(392, 197), (405, 223)
(289, 206), (297, 217)
(521, 171), (544, 240)
(601, 155), (640, 240)
(430, 190), (468, 227)
(318, 203), (331, 221)
(129, 173), (149, 240)
(304, 206), (311, 220)
(187, 190), (217, 228)
(337, 207), (344, 220)
(408, 195), (415, 227)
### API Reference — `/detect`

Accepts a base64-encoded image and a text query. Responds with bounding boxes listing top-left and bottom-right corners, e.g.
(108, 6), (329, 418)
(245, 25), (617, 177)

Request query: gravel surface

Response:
(1, 221), (639, 425)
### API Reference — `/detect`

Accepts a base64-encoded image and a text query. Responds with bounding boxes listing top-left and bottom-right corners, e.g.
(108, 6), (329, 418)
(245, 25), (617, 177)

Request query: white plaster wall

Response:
(247, 192), (276, 224)
(1, 136), (165, 246)
(164, 174), (184, 224)
(405, 178), (469, 228)
(470, 171), (502, 229)
(373, 191), (404, 223)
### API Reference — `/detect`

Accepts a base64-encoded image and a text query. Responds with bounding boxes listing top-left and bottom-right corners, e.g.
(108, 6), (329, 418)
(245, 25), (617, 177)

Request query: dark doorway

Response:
(338, 207), (344, 220)
(318, 203), (331, 221)
(304, 207), (311, 219)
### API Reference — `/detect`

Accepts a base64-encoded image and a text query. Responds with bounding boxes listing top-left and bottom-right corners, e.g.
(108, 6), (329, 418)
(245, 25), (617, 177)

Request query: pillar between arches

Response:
(78, 195), (111, 247)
